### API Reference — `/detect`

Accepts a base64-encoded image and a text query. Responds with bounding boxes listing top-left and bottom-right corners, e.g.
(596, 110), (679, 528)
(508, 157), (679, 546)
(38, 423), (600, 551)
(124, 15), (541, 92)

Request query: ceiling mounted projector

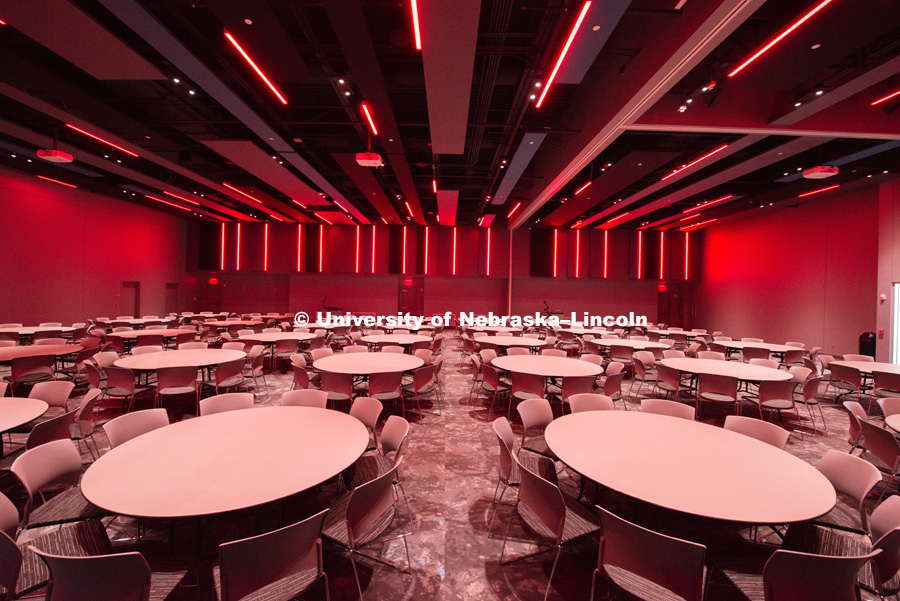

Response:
(356, 152), (383, 167)
(37, 149), (73, 163)
(802, 165), (838, 179)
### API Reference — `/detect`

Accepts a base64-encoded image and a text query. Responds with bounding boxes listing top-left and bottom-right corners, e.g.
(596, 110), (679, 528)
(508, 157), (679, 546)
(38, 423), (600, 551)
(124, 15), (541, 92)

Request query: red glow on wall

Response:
(682, 194), (732, 214)
(224, 31), (288, 104)
(220, 223), (226, 270)
(535, 1), (592, 108)
(145, 195), (190, 211)
(603, 230), (608, 279)
(574, 181), (592, 195)
(728, 0), (833, 78)
(553, 229), (558, 277)
(507, 202), (521, 219)
(658, 283), (667, 292)
(318, 225), (323, 272)
(798, 184), (839, 198)
(486, 228), (492, 276)
(402, 226), (407, 274)
(410, 0), (422, 50)
(661, 145), (728, 181)
(209, 278), (219, 285)
(163, 190), (199, 206)
(637, 230), (643, 280)
(236, 223), (242, 271)
(361, 103), (378, 135)
(355, 225), (360, 273)
(659, 231), (664, 280)
(872, 89), (900, 106)
(36, 175), (77, 189)
(452, 227), (457, 275)
(222, 182), (264, 204)
(371, 226), (376, 273)
(0, 19), (6, 25)
(424, 227), (430, 275)
(65, 123), (139, 157)
(684, 231), (689, 280)
(297, 224), (302, 272)
(263, 223), (269, 271)
(575, 229), (581, 278)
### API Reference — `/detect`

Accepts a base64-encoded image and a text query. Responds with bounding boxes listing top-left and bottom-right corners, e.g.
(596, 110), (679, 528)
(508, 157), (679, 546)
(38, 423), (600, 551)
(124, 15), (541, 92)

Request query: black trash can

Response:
(859, 331), (876, 358)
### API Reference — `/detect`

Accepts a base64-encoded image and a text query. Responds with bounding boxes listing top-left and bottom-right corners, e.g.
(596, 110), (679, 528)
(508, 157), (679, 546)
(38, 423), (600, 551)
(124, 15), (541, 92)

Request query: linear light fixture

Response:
(292, 199), (307, 209)
(65, 123), (139, 157)
(798, 184), (839, 197)
(371, 226), (376, 273)
(659, 231), (664, 280)
(661, 144), (728, 181)
(37, 175), (77, 188)
(236, 223), (242, 270)
(263, 223), (269, 271)
(315, 212), (333, 225)
(684, 232), (689, 279)
(535, 1), (592, 108)
(682, 194), (732, 214)
(402, 226), (407, 274)
(605, 211), (631, 226)
(224, 31), (288, 105)
(145, 194), (190, 211)
(636, 230), (643, 279)
(603, 230), (608, 279)
(574, 181), (592, 195)
(872, 89), (900, 106)
(405, 201), (414, 218)
(424, 227), (429, 275)
(679, 218), (717, 231)
(553, 229), (558, 278)
(355, 225), (360, 273)
(679, 213), (702, 223)
(507, 202), (521, 218)
(318, 225), (323, 272)
(220, 223), (226, 270)
(410, 0), (422, 50)
(163, 190), (199, 206)
(575, 230), (581, 278)
(728, 0), (833, 78)
(297, 224), (302, 272)
(452, 226), (457, 275)
(361, 103), (378, 135)
(432, 179), (437, 194)
(486, 227), (491, 276)
(222, 182), (264, 204)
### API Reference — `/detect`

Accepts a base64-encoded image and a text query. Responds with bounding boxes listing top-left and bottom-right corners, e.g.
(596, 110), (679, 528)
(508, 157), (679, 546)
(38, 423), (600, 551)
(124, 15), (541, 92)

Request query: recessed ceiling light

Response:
(811, 43), (821, 49)
(173, 78), (180, 83)
(592, 25), (600, 31)
(794, 102), (801, 107)
(244, 18), (253, 25)
(815, 90), (823, 96)
(338, 79), (345, 84)
(344, 91), (351, 96)
(189, 90), (196, 95)
(534, 82), (541, 88)
(530, 94), (536, 100)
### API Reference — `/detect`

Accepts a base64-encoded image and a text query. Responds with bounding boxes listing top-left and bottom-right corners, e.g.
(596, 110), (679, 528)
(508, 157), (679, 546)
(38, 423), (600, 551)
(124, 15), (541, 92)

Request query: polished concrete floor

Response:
(8, 334), (887, 600)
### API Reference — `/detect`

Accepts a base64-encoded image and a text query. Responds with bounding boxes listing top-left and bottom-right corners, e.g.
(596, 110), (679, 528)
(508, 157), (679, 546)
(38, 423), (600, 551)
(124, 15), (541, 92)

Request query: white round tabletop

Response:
(0, 326), (75, 335)
(204, 320), (264, 328)
(594, 339), (669, 350)
(545, 411), (835, 523)
(314, 352), (424, 375)
(830, 360), (900, 375)
(476, 336), (544, 348)
(477, 326), (522, 334)
(491, 355), (603, 378)
(239, 332), (316, 344)
(111, 329), (196, 340)
(887, 415), (900, 432)
(111, 318), (175, 326)
(559, 328), (612, 336)
(717, 341), (795, 354)
(361, 335), (432, 346)
(0, 398), (48, 432)
(115, 349), (246, 370)
(241, 314), (291, 320)
(82, 407), (367, 518)
(0, 345), (82, 364)
(660, 358), (792, 382)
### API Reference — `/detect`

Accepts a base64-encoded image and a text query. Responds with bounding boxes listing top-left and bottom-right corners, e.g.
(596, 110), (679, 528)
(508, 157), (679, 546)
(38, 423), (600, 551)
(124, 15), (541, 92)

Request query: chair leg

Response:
(349, 553), (365, 601)
(543, 546), (563, 601)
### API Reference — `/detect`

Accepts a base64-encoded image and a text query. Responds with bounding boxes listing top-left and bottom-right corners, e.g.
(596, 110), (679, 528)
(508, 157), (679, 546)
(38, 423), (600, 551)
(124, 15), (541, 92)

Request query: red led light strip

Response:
(679, 218), (717, 231)
(355, 225), (360, 273)
(536, 1), (592, 108)
(37, 175), (77, 188)
(679, 213), (702, 223)
(486, 228), (492, 276)
(575, 230), (581, 278)
(65, 123), (139, 157)
(0, 19), (6, 25)
(452, 227), (457, 275)
(603, 230), (608, 279)
(315, 213), (333, 225)
(684, 231), (689, 280)
(424, 227), (429, 275)
(236, 223), (242, 270)
(872, 89), (900, 106)
(163, 190), (199, 206)
(361, 103), (378, 135)
(432, 179), (437, 194)
(402, 226), (407, 274)
(224, 31), (288, 105)
(728, 0), (833, 78)
(145, 195), (190, 211)
(263, 223), (269, 271)
(605, 211), (631, 226)
(319, 225), (324, 272)
(371, 226), (376, 273)
(410, 0), (422, 50)
(798, 184), (839, 198)
(682, 194), (732, 214)
(553, 229), (558, 277)
(659, 231), (664, 280)
(222, 182), (264, 204)
(661, 145), (728, 181)
(220, 223), (226, 270)
(507, 202), (521, 218)
(405, 201), (413, 218)
(297, 224), (302, 272)
(637, 230), (643, 280)
(292, 199), (307, 210)
(574, 181), (592, 195)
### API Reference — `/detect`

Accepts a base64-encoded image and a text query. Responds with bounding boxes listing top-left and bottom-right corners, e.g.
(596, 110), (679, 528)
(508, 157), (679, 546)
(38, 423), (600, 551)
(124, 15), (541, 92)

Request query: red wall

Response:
(695, 184), (878, 354)
(0, 167), (189, 325)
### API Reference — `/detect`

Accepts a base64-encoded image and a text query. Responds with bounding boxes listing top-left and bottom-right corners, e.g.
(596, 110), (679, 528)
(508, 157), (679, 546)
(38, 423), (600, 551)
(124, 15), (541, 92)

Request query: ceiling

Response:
(0, 0), (898, 233)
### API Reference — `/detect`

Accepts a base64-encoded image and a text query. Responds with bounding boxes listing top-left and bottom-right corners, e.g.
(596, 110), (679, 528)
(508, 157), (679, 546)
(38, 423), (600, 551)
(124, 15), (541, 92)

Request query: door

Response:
(398, 277), (424, 315)
(206, 283), (222, 312)
(120, 281), (140, 318)
(165, 283), (179, 315)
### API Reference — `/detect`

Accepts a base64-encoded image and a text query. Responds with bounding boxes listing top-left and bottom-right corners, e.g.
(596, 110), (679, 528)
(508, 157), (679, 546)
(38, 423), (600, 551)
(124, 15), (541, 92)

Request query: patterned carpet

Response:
(7, 333), (889, 600)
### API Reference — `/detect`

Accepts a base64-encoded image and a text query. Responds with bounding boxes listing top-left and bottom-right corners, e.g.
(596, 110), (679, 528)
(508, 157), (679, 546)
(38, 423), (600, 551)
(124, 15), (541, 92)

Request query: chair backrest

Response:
(26, 410), (77, 450)
(291, 364), (310, 389)
(609, 346), (633, 362)
(31, 547), (151, 601)
(11, 439), (81, 523)
(310, 347), (333, 361)
(74, 389), (101, 437)
(493, 417), (516, 483)
(788, 366), (813, 383)
(603, 372), (625, 398)
(597, 505), (706, 601)
(698, 373), (738, 401)
(741, 346), (770, 361)
(748, 358), (779, 369)
(816, 449), (882, 534)
(93, 351), (119, 369)
(802, 376), (822, 403)
(560, 375), (596, 400)
(105, 366), (137, 394)
(516, 398), (554, 439)
(380, 345), (404, 354)
(540, 349), (566, 358)
(878, 396), (900, 420)
(662, 349), (685, 359)
(0, 493), (18, 539)
(368, 371), (403, 396)
(723, 415), (789, 449)
(349, 397), (383, 433)
(762, 548), (880, 601)
(515, 454), (566, 544)
(344, 345), (368, 354)
(218, 509), (328, 601)
(511, 371), (545, 399)
(104, 408), (170, 449)
(130, 346), (163, 356)
(568, 393), (614, 413)
(34, 338), (68, 346)
(199, 392), (254, 416)
(829, 363), (861, 388)
(281, 389), (328, 408)
(843, 400), (868, 446)
(345, 461), (401, 549)
(579, 354), (604, 368)
(10, 354), (54, 382)
(606, 361), (624, 376)
(697, 351), (726, 361)
(874, 370), (900, 395)
(758, 380), (798, 407)
(641, 398), (695, 420)
(380, 415), (409, 456)
(320, 371), (354, 398)
(28, 381), (75, 410)
(635, 350), (656, 366)
(859, 419), (900, 473)
(842, 354), (874, 362)
(154, 366), (199, 394)
(221, 342), (245, 351)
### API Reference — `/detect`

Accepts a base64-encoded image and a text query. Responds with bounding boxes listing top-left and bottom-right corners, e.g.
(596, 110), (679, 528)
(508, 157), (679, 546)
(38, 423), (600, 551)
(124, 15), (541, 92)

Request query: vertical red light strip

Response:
(318, 225), (323, 273)
(637, 230), (643, 279)
(410, 0), (422, 50)
(553, 229), (558, 278)
(603, 230), (608, 279)
(371, 226), (376, 273)
(659, 231), (664, 280)
(575, 230), (581, 278)
(402, 226), (407, 274)
(355, 225), (360, 273)
(297, 224), (302, 272)
(486, 228), (492, 276)
(220, 223), (225, 270)
(424, 227), (429, 275)
(452, 227), (457, 275)
(263, 223), (269, 271)
(684, 232), (690, 280)
(236, 223), (242, 271)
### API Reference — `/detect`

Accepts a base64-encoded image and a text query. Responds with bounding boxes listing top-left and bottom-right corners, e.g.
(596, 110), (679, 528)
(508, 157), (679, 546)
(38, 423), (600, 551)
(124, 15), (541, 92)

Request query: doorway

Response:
(398, 277), (424, 315)
(120, 281), (140, 318)
(165, 283), (179, 315)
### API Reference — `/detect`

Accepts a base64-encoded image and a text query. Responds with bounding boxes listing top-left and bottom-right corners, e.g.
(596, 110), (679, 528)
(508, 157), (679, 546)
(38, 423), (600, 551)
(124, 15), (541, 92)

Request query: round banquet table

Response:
(110, 317), (176, 328)
(241, 314), (291, 320)
(476, 336), (544, 350)
(81, 407), (368, 518)
(0, 344), (81, 364)
(887, 415), (900, 433)
(203, 320), (263, 331)
(491, 355), (603, 378)
(0, 326), (75, 337)
(830, 360), (900, 375)
(558, 328), (612, 336)
(716, 341), (796, 354)
(361, 334), (432, 348)
(111, 329), (196, 340)
(239, 332), (316, 345)
(545, 411), (835, 523)
(314, 352), (423, 375)
(660, 358), (792, 382)
(0, 398), (48, 432)
(594, 339), (669, 351)
(115, 349), (246, 371)
(477, 326), (523, 335)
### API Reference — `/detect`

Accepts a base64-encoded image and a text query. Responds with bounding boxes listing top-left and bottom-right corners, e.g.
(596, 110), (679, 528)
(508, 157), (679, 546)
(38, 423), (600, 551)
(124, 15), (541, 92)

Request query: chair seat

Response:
(874, 388), (900, 398)
(604, 564), (707, 601)
(512, 391), (541, 402)
(344, 453), (393, 489)
(783, 522), (900, 597)
(26, 486), (107, 528)
(861, 451), (895, 474)
(521, 435), (557, 460)
(16, 519), (111, 596)
(721, 561), (767, 601)
(106, 385), (152, 397)
(212, 562), (320, 601)
(4, 372), (53, 385)
(760, 399), (795, 410)
(699, 392), (736, 403)
(810, 500), (865, 533)
(517, 491), (600, 544)
(830, 381), (858, 392)
(158, 385), (197, 396)
(322, 492), (396, 548)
